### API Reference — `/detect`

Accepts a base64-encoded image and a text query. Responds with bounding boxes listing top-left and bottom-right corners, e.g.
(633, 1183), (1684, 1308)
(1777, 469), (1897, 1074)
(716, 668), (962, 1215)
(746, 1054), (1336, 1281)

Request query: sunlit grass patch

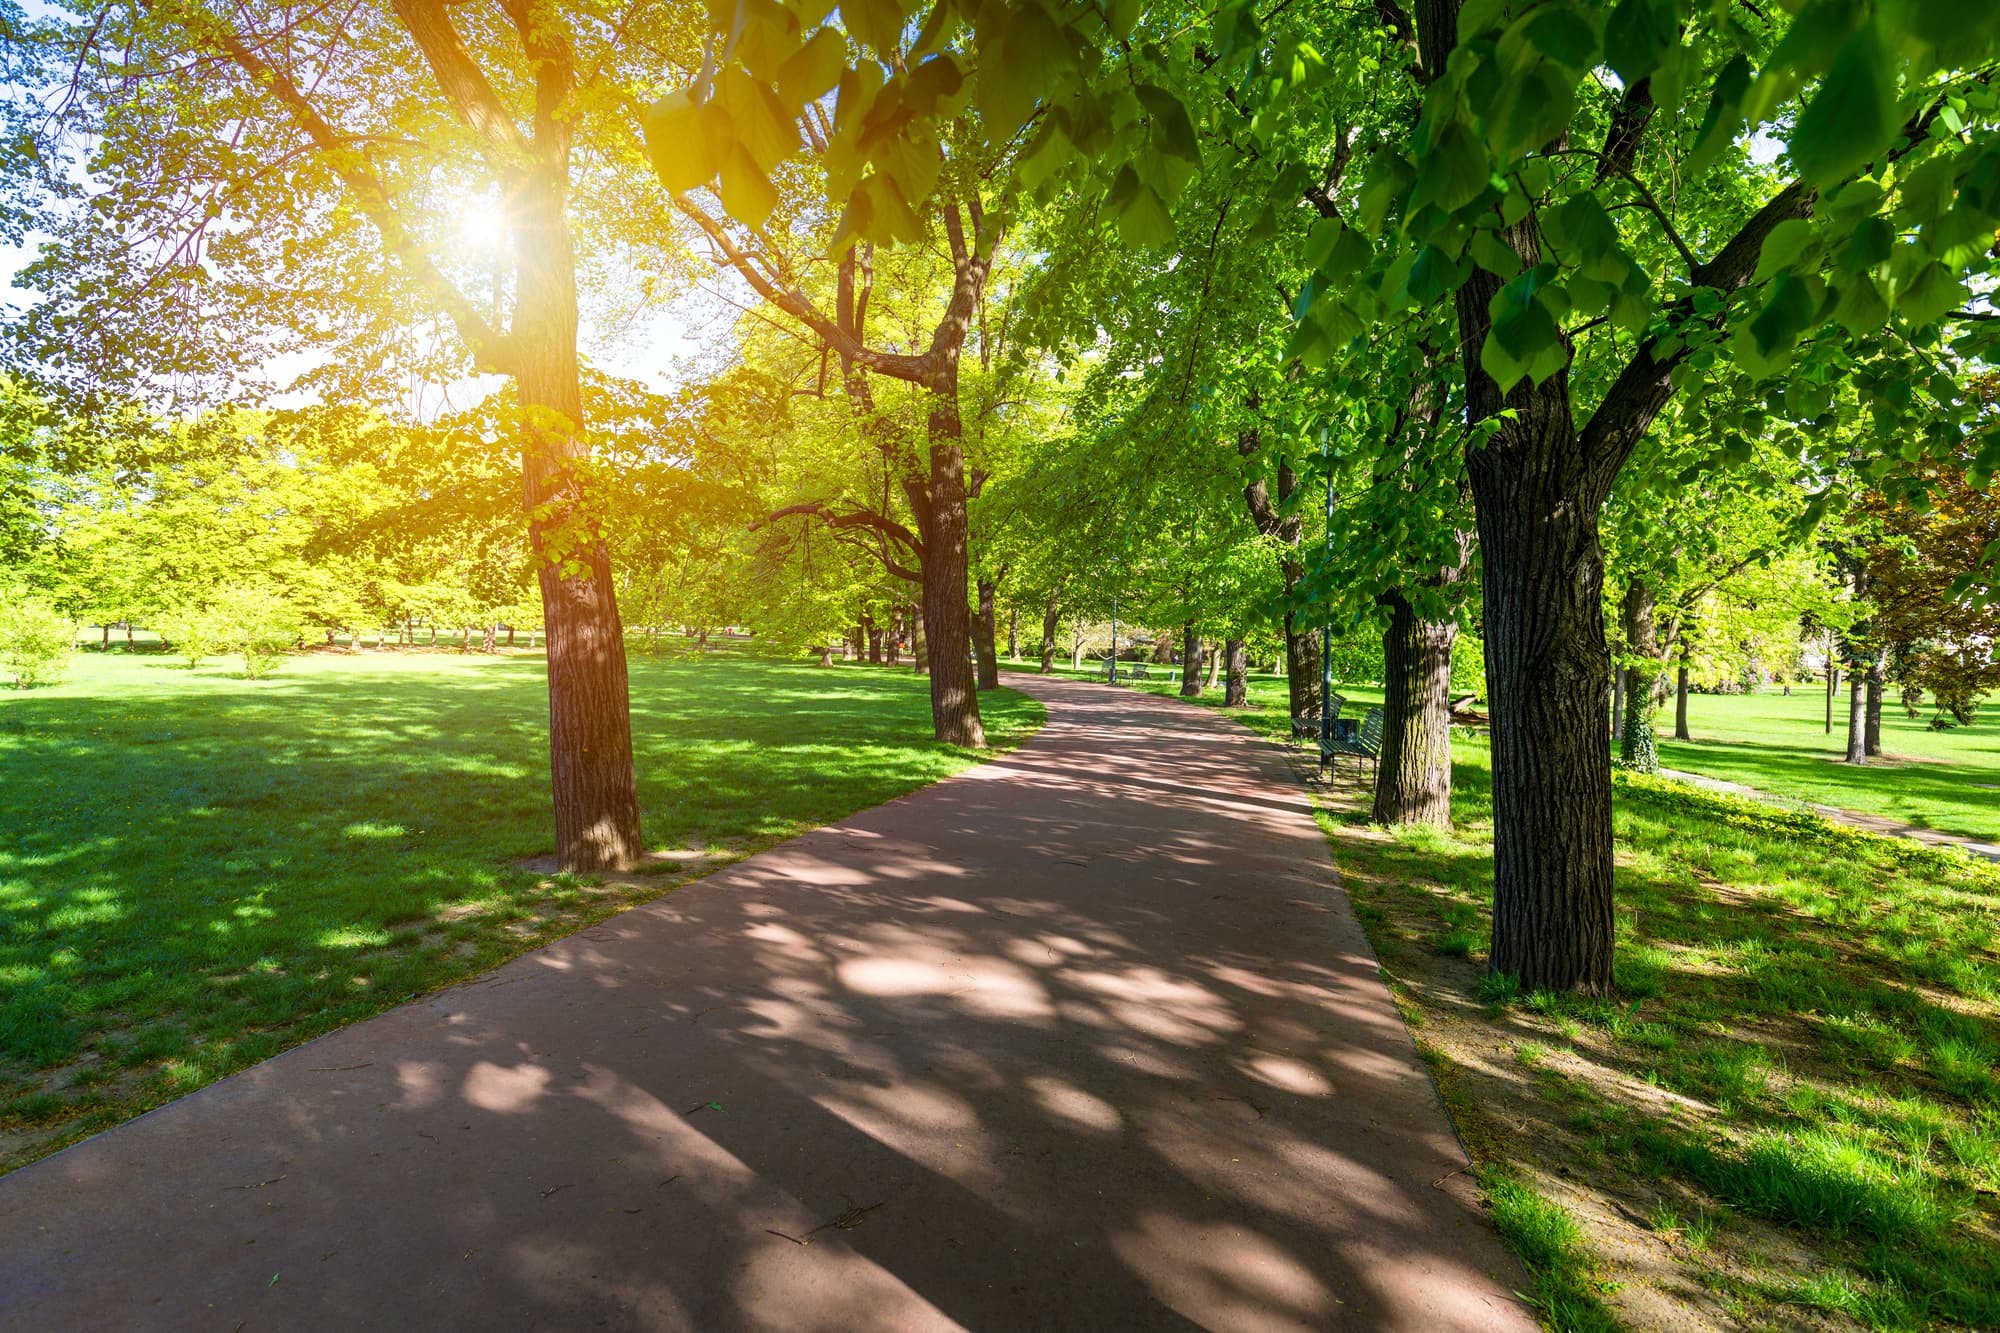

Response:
(1483, 1175), (1620, 1332)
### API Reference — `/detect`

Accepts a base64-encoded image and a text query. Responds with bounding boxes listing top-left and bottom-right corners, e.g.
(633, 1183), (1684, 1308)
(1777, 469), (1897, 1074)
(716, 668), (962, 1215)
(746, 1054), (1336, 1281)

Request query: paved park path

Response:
(0, 675), (1531, 1331)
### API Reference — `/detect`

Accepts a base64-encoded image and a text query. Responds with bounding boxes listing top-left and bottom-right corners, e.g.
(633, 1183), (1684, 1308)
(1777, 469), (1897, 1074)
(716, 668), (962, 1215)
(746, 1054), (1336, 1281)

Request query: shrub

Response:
(154, 604), (224, 668)
(0, 591), (75, 688)
(207, 584), (305, 678)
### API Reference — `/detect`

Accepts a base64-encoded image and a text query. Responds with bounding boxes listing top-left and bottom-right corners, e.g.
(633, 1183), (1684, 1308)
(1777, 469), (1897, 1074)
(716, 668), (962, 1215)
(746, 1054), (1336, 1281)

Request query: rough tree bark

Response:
(1180, 624), (1203, 697)
(1367, 350), (1470, 827)
(1846, 666), (1868, 764)
(1223, 639), (1247, 706)
(1007, 607), (1019, 660)
(1204, 639), (1221, 690)
(1373, 591), (1457, 826)
(1673, 651), (1691, 741)
(1039, 593), (1061, 673)
(911, 604), (928, 675)
(216, 0), (642, 872)
(1619, 577), (1661, 773)
(1865, 647), (1885, 756)
(972, 577), (1001, 690)
(1238, 404), (1322, 719)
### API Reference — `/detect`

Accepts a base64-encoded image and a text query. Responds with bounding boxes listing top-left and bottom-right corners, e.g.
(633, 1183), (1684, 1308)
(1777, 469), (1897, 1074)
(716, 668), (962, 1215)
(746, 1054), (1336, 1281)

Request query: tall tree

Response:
(11, 0), (674, 869)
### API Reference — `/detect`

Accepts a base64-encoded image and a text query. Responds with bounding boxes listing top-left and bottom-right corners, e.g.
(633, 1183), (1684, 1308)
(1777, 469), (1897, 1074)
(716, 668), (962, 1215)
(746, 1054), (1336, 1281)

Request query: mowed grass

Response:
(1659, 687), (2000, 844)
(0, 648), (1041, 1172)
(1323, 741), (2000, 1330)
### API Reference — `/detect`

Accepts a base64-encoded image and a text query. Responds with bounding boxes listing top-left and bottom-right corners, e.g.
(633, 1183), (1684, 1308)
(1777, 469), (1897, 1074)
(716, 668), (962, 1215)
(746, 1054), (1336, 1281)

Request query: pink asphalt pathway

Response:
(0, 674), (1531, 1331)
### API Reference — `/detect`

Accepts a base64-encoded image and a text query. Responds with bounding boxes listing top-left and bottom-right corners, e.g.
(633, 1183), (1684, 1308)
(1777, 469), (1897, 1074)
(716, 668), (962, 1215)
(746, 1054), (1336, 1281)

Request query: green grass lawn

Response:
(0, 648), (1041, 1172)
(1659, 688), (2000, 844)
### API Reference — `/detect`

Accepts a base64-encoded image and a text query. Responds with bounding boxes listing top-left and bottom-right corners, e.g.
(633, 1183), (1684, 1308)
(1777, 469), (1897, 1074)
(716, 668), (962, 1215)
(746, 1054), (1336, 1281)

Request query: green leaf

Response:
(1354, 151), (1415, 233)
(642, 91), (719, 193)
(1689, 54), (1752, 172)
(844, 0), (908, 55)
(718, 145), (779, 230)
(1408, 119), (1488, 216)
(1470, 228), (1522, 279)
(1837, 216), (1894, 273)
(720, 68), (799, 173)
(777, 27), (848, 108)
(1791, 21), (1902, 187)
(1136, 84), (1201, 166)
(1520, 6), (1598, 71)
(1897, 259), (1967, 327)
(1108, 165), (1175, 248)
(1753, 218), (1816, 281)
(1748, 272), (1814, 359)
(1303, 217), (1343, 268)
(736, 0), (803, 81)
(1603, 0), (1675, 86)
(1106, 0), (1140, 38)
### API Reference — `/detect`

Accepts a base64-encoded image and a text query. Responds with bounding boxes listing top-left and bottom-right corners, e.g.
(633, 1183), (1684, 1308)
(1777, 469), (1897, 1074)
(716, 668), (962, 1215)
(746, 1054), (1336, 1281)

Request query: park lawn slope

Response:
(1319, 744), (2000, 1331)
(1660, 688), (2000, 846)
(0, 650), (1042, 1174)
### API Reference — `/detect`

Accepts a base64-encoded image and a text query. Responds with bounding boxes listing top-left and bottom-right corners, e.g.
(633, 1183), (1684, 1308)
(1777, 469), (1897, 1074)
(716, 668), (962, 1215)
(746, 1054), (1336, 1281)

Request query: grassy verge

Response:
(1320, 743), (2000, 1331)
(0, 649), (1041, 1173)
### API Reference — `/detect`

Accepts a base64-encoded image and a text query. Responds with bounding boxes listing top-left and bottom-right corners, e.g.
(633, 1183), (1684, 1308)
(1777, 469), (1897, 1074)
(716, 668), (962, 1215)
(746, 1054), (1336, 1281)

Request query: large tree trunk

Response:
(973, 577), (1001, 691)
(1223, 639), (1247, 706)
(911, 385), (981, 740)
(1619, 577), (1661, 774)
(1865, 646), (1885, 756)
(1285, 614), (1323, 718)
(1239, 409), (1322, 720)
(1472, 416), (1616, 992)
(911, 603), (928, 675)
(1373, 591), (1457, 826)
(1846, 657), (1868, 763)
(1180, 624), (1202, 696)
(1611, 665), (1625, 740)
(868, 626), (883, 664)
(515, 183), (643, 873)
(1007, 607), (1019, 659)
(1204, 639), (1221, 690)
(1039, 594), (1060, 673)
(1673, 656), (1691, 741)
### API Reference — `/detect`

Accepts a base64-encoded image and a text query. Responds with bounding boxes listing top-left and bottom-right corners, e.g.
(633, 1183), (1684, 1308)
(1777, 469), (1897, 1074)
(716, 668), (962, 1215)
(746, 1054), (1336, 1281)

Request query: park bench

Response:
(1129, 662), (1152, 680)
(1290, 693), (1345, 746)
(1322, 706), (1384, 776)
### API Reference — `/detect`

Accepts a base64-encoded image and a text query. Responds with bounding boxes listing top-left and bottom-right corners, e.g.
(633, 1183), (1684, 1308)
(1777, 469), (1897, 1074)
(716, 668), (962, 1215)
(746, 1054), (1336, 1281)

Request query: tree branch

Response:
(388, 0), (533, 160)
(210, 22), (514, 373)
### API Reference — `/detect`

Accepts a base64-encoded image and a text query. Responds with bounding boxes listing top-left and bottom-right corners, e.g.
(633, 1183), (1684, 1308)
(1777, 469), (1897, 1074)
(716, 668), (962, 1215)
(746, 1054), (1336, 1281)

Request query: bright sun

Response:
(455, 204), (508, 253)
